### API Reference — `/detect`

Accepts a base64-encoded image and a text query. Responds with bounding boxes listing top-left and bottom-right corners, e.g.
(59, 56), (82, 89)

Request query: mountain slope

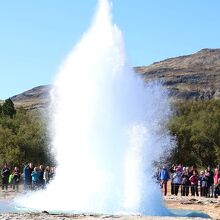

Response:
(135, 48), (220, 100)
(11, 85), (51, 111)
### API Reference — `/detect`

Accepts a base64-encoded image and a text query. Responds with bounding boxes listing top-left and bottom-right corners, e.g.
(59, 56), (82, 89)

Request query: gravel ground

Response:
(0, 188), (218, 220)
(0, 213), (211, 220)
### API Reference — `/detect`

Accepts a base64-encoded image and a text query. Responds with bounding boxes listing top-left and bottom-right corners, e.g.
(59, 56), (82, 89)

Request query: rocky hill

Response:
(135, 48), (220, 101)
(11, 85), (51, 111)
(6, 48), (220, 110)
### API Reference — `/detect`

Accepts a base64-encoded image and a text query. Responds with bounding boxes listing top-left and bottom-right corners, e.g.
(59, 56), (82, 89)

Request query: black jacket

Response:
(1, 167), (10, 179)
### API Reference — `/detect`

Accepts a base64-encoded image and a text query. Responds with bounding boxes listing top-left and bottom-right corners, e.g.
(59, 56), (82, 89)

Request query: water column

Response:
(16, 0), (172, 215)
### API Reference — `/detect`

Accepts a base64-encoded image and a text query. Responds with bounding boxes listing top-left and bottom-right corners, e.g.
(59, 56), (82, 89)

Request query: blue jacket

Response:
(31, 171), (40, 182)
(160, 168), (170, 181)
(23, 165), (31, 182)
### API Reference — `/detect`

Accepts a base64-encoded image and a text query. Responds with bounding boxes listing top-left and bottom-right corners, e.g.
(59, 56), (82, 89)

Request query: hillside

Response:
(135, 48), (220, 101)
(11, 85), (51, 111)
(6, 48), (220, 110)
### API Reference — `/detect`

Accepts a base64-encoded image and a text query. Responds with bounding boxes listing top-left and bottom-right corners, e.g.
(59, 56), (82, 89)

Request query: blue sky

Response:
(0, 0), (220, 99)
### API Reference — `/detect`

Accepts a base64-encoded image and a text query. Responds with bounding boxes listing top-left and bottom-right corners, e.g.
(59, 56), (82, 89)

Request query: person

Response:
(214, 178), (220, 198)
(49, 167), (55, 182)
(172, 166), (182, 196)
(206, 165), (214, 198)
(23, 162), (32, 190)
(31, 167), (40, 190)
(189, 170), (199, 196)
(12, 167), (20, 192)
(159, 166), (170, 196)
(169, 164), (176, 195)
(1, 163), (10, 191)
(199, 170), (208, 197)
(43, 166), (50, 186)
(38, 165), (45, 188)
(181, 167), (190, 196)
(214, 168), (220, 198)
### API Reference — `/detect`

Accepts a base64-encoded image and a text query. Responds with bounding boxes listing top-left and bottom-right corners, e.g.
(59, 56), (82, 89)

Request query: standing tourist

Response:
(172, 166), (182, 196)
(49, 167), (55, 182)
(214, 168), (220, 198)
(214, 177), (220, 198)
(39, 165), (45, 188)
(1, 163), (10, 191)
(159, 166), (170, 196)
(12, 167), (20, 192)
(169, 164), (176, 195)
(43, 166), (50, 186)
(189, 170), (199, 196)
(23, 162), (32, 190)
(181, 167), (190, 196)
(31, 167), (40, 190)
(199, 170), (208, 197)
(206, 165), (214, 198)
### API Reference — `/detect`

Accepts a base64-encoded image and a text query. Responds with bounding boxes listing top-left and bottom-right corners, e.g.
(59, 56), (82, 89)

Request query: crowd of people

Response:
(1, 161), (220, 199)
(159, 163), (220, 198)
(1, 162), (55, 192)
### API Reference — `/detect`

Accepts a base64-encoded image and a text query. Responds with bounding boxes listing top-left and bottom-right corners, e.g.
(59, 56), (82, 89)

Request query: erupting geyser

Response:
(16, 0), (173, 215)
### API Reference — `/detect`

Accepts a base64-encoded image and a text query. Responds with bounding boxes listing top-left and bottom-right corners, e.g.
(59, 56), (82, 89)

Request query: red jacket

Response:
(189, 174), (199, 185)
(214, 172), (220, 185)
